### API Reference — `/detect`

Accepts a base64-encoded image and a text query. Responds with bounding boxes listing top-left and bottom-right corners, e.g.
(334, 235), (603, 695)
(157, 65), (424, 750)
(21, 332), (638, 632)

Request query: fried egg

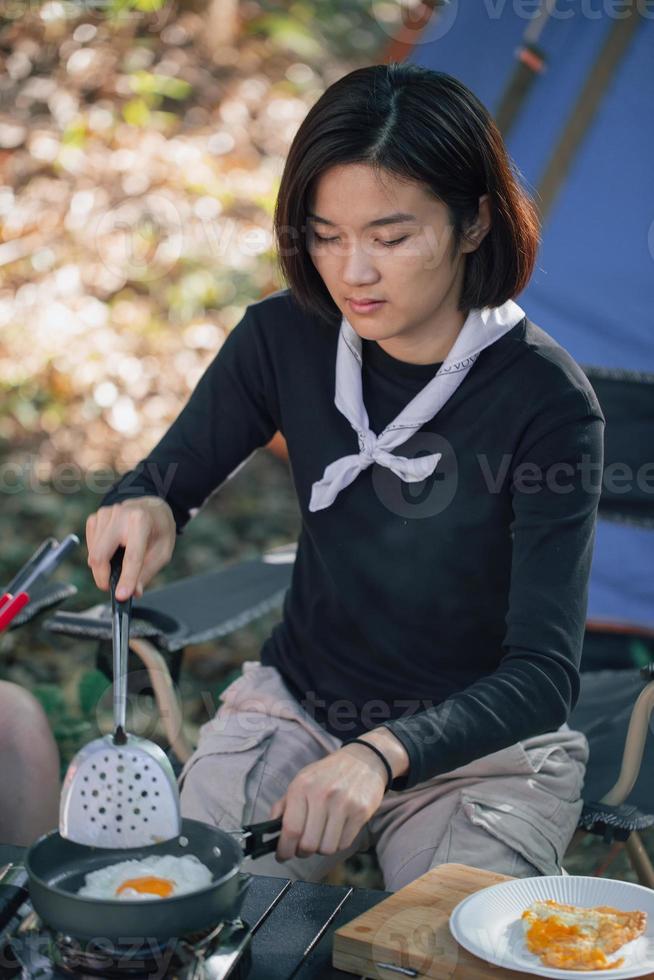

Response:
(77, 854), (213, 901)
(521, 898), (647, 971)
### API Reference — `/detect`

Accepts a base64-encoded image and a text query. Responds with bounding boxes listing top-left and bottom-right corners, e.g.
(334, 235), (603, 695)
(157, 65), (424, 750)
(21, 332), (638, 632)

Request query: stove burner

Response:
(53, 931), (185, 978)
(4, 919), (252, 979)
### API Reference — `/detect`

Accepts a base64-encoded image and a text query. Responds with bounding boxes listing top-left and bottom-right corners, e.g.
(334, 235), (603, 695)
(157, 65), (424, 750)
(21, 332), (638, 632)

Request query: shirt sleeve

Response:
(98, 306), (280, 534)
(381, 389), (605, 791)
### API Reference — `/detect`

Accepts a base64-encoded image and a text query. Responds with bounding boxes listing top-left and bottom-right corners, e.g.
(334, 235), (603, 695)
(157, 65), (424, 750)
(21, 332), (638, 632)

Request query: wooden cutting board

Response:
(332, 862), (654, 979)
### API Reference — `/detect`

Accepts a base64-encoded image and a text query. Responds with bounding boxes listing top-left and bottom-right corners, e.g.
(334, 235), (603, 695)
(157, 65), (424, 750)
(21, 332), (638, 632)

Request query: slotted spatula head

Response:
(59, 547), (182, 848)
(59, 734), (182, 848)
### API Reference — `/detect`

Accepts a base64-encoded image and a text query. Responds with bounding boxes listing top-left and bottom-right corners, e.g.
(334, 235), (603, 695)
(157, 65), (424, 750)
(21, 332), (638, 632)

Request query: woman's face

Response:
(306, 162), (489, 361)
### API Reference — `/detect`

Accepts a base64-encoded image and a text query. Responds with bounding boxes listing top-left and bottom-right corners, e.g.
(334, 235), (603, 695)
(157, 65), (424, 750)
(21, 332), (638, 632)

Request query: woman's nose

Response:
(340, 242), (380, 285)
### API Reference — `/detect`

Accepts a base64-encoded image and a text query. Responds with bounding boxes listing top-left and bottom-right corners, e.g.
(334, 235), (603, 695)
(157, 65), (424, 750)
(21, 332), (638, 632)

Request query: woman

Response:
(87, 64), (604, 890)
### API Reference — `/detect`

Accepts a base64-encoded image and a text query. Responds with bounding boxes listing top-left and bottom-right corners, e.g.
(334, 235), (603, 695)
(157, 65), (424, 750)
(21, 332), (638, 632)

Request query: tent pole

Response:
(536, 1), (643, 222)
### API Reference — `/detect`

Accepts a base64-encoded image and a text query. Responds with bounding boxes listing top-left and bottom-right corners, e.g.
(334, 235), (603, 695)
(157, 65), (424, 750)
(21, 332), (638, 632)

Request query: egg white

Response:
(77, 854), (213, 901)
(521, 900), (602, 937)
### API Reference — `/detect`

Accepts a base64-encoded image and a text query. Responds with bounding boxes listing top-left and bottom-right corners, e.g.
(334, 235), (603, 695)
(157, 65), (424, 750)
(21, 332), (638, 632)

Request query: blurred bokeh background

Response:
(1, 0), (653, 884)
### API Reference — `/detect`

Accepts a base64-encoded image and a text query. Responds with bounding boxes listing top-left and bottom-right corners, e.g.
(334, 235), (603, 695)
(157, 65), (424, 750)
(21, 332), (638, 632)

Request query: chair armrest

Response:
(42, 554), (294, 652)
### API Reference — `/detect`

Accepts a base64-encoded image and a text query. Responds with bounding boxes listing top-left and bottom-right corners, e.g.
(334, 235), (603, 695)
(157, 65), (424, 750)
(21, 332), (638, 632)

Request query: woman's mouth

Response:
(347, 299), (386, 314)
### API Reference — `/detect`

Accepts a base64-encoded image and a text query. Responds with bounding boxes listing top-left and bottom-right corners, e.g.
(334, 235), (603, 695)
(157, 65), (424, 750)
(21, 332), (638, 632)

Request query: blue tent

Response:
(411, 3), (654, 636)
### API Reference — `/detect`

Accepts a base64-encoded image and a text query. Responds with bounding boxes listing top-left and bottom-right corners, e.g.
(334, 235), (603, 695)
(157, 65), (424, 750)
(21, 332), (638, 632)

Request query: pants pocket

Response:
(459, 786), (583, 877)
(456, 733), (587, 877)
(518, 727), (589, 788)
(179, 720), (277, 829)
(517, 739), (588, 808)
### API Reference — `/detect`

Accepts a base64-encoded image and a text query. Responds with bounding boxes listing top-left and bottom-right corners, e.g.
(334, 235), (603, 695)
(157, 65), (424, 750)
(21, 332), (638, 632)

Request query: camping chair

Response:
(565, 652), (654, 885)
(41, 541), (654, 887)
(560, 365), (654, 884)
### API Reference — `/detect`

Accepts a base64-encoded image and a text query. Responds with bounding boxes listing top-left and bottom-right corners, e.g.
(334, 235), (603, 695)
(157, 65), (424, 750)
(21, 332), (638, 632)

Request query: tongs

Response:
(0, 535), (79, 633)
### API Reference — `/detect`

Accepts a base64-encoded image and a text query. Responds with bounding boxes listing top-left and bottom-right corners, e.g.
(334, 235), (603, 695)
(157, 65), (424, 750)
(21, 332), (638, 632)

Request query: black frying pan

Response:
(24, 816), (281, 943)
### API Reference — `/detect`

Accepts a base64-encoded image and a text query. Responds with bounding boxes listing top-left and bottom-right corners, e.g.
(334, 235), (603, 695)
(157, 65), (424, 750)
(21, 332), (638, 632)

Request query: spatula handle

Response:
(110, 547), (132, 745)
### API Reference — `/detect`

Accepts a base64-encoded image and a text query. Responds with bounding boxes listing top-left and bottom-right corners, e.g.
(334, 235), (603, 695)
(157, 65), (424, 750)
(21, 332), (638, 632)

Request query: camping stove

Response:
(0, 914), (252, 980)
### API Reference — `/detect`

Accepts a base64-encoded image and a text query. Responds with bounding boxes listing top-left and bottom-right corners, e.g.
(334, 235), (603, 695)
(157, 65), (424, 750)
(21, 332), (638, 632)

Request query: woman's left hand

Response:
(269, 734), (409, 861)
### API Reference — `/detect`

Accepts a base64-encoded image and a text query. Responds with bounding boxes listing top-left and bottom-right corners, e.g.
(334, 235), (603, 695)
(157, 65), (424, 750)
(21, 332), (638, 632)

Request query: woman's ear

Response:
(461, 193), (492, 253)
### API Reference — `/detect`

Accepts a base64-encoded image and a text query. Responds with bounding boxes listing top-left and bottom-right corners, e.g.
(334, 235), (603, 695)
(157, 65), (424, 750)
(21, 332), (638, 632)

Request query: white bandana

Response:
(309, 299), (525, 512)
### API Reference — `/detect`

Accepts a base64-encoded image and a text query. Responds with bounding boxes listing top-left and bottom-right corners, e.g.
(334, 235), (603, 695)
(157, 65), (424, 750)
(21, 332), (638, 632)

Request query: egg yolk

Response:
(115, 876), (175, 898)
(522, 913), (625, 970)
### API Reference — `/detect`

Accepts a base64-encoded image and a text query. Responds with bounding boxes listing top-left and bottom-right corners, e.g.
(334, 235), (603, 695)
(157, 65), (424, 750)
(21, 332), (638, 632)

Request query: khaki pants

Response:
(179, 661), (588, 891)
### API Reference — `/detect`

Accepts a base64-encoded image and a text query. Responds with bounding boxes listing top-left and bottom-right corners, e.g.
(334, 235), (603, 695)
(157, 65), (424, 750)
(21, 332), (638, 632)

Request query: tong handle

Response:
(24, 534), (79, 592)
(110, 547), (131, 745)
(6, 535), (79, 597)
(0, 592), (30, 633)
(4, 537), (58, 595)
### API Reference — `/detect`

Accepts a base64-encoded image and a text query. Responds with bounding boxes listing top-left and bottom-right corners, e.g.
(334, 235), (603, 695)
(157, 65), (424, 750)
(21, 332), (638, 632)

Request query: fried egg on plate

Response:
(77, 854), (213, 901)
(521, 898), (648, 971)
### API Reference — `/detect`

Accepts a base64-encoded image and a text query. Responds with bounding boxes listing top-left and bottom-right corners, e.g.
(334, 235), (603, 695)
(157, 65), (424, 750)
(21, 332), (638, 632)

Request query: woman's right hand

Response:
(86, 497), (177, 600)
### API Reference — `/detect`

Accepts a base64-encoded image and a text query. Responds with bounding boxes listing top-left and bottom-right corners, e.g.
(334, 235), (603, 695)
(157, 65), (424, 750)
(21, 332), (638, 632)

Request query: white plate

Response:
(449, 874), (654, 978)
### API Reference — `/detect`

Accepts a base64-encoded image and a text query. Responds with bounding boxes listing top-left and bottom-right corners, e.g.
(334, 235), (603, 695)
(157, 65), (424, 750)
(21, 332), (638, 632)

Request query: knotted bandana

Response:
(309, 299), (525, 512)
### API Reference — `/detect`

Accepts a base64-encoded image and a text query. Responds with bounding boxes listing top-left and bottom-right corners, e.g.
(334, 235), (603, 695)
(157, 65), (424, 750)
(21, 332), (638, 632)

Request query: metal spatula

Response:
(59, 547), (182, 848)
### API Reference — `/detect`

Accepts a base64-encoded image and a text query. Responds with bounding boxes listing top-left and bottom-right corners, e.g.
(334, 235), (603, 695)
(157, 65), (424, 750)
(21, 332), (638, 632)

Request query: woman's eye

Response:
(312, 233), (408, 247)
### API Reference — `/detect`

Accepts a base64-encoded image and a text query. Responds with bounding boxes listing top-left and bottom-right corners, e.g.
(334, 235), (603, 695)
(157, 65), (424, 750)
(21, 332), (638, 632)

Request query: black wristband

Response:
(342, 738), (393, 792)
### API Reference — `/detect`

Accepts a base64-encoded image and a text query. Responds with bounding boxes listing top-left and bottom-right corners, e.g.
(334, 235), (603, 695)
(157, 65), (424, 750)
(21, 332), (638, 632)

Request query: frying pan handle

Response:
(239, 818), (282, 859)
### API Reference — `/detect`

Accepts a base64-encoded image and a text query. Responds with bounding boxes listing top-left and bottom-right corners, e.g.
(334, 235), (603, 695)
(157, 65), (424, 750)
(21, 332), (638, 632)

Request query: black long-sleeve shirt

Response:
(100, 287), (605, 791)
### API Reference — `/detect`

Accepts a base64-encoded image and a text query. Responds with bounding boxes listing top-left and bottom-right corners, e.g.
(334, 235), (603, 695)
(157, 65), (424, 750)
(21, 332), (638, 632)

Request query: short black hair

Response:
(273, 63), (540, 324)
